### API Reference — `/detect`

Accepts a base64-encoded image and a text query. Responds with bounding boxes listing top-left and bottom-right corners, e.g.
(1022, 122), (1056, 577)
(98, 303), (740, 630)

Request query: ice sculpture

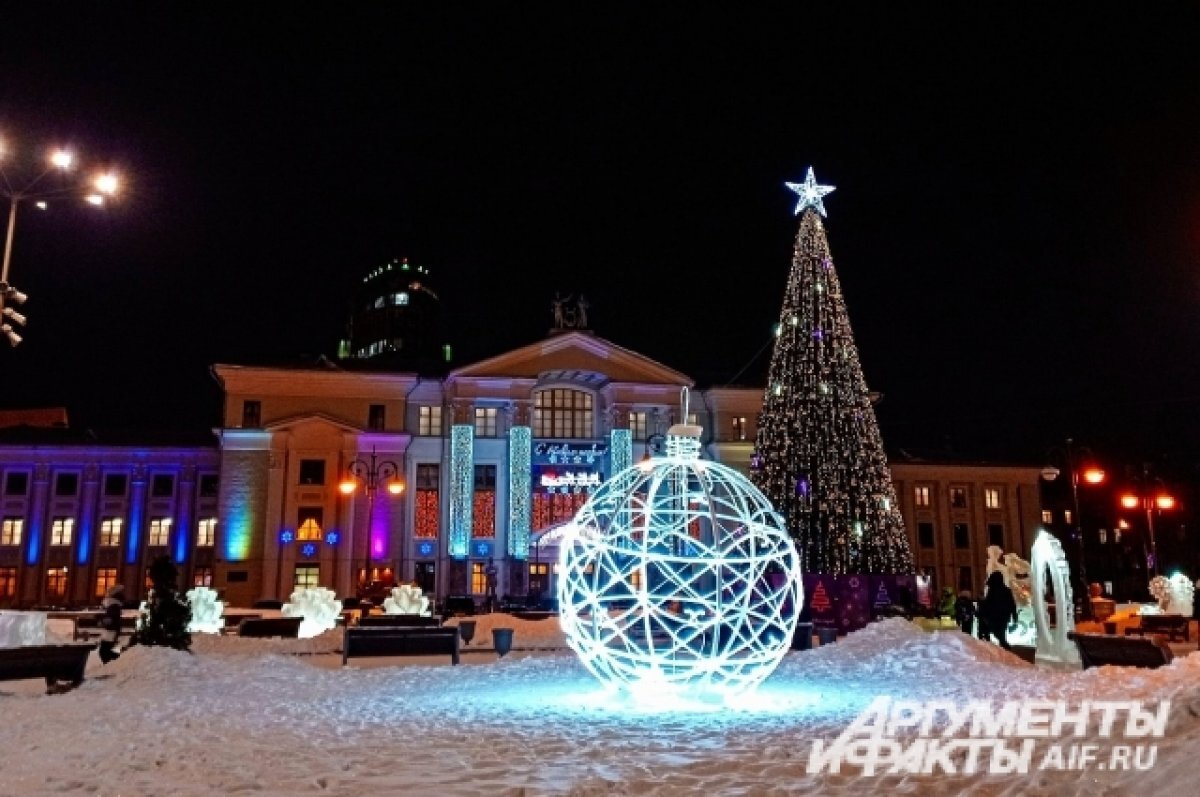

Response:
(383, 584), (431, 616)
(1146, 573), (1194, 616)
(186, 586), (225, 634)
(1030, 529), (1079, 667)
(282, 586), (340, 638)
(558, 414), (803, 699)
(984, 546), (1035, 646)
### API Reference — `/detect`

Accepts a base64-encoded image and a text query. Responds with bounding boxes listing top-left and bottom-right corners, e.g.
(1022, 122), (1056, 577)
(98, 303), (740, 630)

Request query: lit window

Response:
(46, 567), (68, 598)
(197, 518), (217, 547)
(419, 405), (443, 436)
(534, 389), (593, 438)
(99, 518), (123, 547)
(297, 508), (323, 541)
(949, 487), (968, 509)
(474, 407), (498, 438)
(629, 411), (649, 440)
(1041, 509), (1053, 524)
(391, 292), (409, 306)
(51, 517), (74, 546)
(1064, 510), (1073, 525)
(1098, 528), (1107, 544)
(148, 518), (172, 547)
(913, 486), (931, 508)
(471, 562), (487, 594)
(294, 565), (320, 591)
(193, 567), (213, 587)
(1, 517), (23, 546)
(94, 568), (118, 599)
(0, 567), (16, 597)
(732, 416), (748, 441)
(984, 488), (1001, 510)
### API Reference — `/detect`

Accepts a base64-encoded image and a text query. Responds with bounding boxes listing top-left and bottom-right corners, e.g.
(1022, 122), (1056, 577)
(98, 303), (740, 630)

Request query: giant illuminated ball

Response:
(558, 424), (803, 697)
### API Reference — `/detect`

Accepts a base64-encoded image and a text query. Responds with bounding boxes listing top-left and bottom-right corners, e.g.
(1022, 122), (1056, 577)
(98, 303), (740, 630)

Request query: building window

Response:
(95, 567), (118, 599)
(242, 400), (262, 428)
(949, 487), (968, 509)
(419, 405), (443, 436)
(918, 522), (934, 548)
(4, 471), (28, 496)
(471, 562), (486, 594)
(415, 464), (440, 539)
(726, 416), (745, 441)
(533, 389), (593, 439)
(297, 508), (323, 541)
(1, 517), (23, 546)
(474, 407), (498, 438)
(46, 568), (68, 599)
(193, 567), (213, 587)
(104, 473), (127, 497)
(1041, 509), (1053, 524)
(1098, 528), (1107, 544)
(0, 566), (15, 597)
(914, 485), (931, 508)
(199, 474), (220, 498)
(197, 518), (216, 547)
(629, 411), (649, 440)
(984, 487), (1001, 510)
(148, 517), (172, 547)
(294, 565), (320, 591)
(55, 473), (79, 497)
(368, 404), (386, 431)
(958, 566), (974, 592)
(298, 459), (326, 486)
(51, 517), (74, 546)
(953, 523), (970, 549)
(987, 523), (1004, 547)
(1063, 510), (1073, 525)
(99, 518), (123, 547)
(151, 474), (175, 498)
(472, 465), (496, 538)
(1114, 529), (1122, 544)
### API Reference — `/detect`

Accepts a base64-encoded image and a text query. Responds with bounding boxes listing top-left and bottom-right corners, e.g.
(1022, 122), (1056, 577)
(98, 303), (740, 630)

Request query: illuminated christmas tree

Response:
(751, 168), (914, 576)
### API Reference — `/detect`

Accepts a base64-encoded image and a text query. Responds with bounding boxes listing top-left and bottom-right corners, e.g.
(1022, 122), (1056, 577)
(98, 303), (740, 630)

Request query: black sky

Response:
(2, 4), (1200, 468)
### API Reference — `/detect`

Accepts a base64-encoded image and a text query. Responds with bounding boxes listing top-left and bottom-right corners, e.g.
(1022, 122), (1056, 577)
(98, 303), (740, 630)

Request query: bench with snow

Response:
(236, 617), (303, 638)
(0, 644), (97, 692)
(356, 614), (442, 628)
(1123, 614), (1191, 642)
(1068, 632), (1174, 670)
(341, 626), (460, 666)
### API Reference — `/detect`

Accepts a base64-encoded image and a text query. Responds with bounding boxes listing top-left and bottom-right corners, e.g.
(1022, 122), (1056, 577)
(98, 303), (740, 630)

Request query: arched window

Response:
(533, 389), (594, 438)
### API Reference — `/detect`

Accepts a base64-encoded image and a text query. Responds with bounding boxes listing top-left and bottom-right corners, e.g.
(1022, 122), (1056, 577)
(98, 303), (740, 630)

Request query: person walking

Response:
(954, 590), (976, 635)
(99, 584), (126, 663)
(977, 570), (1018, 650)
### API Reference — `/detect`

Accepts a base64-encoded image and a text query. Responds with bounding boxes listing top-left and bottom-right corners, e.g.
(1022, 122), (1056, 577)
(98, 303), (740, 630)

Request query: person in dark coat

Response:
(99, 584), (125, 663)
(977, 570), (1018, 650)
(954, 590), (976, 634)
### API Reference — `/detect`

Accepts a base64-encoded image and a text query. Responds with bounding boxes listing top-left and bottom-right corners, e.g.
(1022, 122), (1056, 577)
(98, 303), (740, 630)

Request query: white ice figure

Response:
(1030, 529), (1079, 667)
(0, 610), (47, 648)
(382, 584), (431, 616)
(1146, 574), (1194, 616)
(282, 587), (340, 638)
(186, 586), (225, 634)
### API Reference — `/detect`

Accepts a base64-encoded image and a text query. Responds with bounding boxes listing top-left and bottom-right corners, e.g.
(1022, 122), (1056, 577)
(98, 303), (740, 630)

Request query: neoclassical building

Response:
(0, 331), (1045, 610)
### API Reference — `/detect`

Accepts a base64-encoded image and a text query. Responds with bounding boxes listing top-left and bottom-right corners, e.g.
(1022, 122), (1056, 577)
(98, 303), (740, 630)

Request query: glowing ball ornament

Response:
(558, 417), (803, 699)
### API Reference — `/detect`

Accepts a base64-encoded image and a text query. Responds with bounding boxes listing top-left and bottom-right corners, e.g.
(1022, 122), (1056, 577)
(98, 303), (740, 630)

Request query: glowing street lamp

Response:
(0, 135), (121, 345)
(1119, 479), (1175, 580)
(1041, 438), (1106, 619)
(339, 448), (404, 601)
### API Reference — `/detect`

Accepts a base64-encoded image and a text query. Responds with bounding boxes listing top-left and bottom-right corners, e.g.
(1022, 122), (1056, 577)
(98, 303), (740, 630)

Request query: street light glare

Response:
(95, 173), (118, 194)
(85, 194), (104, 206)
(1082, 468), (1105, 484)
(1155, 495), (1175, 510)
(50, 150), (74, 169)
(339, 481), (356, 495)
(387, 482), (405, 495)
(1120, 495), (1139, 509)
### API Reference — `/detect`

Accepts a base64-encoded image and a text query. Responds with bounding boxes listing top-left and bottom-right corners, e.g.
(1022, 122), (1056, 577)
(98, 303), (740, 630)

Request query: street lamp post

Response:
(339, 448), (404, 602)
(1041, 438), (1106, 620)
(1, 136), (120, 345)
(1119, 466), (1175, 582)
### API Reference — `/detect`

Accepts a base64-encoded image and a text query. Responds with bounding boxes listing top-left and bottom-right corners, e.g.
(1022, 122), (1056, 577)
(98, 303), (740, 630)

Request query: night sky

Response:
(3, 5), (1200, 470)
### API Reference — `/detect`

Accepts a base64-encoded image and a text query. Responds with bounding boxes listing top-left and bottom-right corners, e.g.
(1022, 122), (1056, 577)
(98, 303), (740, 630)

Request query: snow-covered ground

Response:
(3, 615), (1199, 796)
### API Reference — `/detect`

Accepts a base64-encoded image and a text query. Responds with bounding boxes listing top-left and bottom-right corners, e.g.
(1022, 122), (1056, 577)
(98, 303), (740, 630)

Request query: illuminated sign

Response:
(533, 441), (608, 465)
(540, 471), (601, 490)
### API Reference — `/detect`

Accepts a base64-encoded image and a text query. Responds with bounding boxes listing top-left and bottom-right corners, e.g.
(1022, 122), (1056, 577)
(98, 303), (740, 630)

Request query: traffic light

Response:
(0, 282), (27, 346)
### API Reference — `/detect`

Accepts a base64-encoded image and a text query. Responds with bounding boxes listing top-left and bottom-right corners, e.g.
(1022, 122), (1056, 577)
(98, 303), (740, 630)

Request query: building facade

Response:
(0, 330), (1046, 609)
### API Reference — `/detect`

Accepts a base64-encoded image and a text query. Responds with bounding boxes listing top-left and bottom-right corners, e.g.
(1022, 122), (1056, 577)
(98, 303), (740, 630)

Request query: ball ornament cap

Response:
(558, 418), (803, 699)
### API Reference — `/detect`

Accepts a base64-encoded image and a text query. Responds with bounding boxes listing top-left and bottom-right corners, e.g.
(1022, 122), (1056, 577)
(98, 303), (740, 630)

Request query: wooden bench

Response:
(1124, 613), (1190, 642)
(0, 644), (97, 692)
(71, 613), (139, 641)
(1069, 632), (1175, 670)
(236, 617), (302, 638)
(356, 614), (442, 628)
(342, 626), (460, 666)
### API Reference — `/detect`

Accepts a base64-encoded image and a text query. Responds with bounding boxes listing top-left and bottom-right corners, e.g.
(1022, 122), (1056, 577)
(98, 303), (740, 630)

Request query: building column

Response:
(124, 464), (148, 598)
(73, 463), (101, 604)
(21, 463), (50, 605)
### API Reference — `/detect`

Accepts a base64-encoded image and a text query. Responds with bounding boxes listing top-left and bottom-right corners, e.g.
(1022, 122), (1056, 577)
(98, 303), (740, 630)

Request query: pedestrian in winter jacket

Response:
(954, 590), (976, 635)
(977, 570), (1018, 650)
(99, 584), (125, 663)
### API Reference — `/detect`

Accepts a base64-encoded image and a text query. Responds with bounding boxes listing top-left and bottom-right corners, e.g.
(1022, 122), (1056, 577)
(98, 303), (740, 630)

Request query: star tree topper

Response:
(785, 167), (835, 217)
